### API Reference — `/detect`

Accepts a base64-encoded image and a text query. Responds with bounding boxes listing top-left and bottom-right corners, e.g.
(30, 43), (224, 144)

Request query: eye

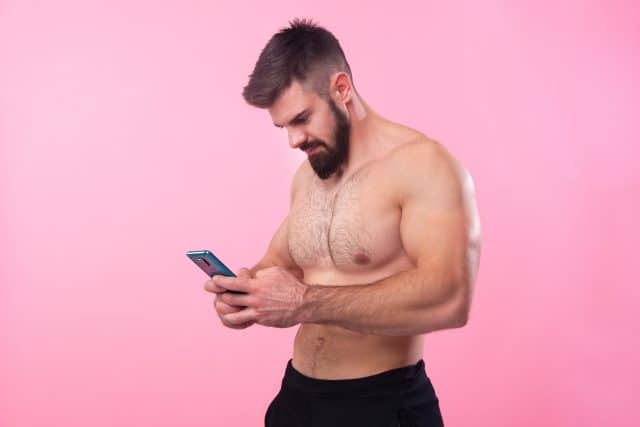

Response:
(293, 115), (309, 125)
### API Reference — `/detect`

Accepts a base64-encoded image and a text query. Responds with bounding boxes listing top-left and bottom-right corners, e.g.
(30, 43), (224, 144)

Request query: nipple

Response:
(353, 253), (371, 265)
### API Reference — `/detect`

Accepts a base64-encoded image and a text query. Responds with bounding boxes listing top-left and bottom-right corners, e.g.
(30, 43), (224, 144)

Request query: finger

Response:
(217, 307), (255, 329)
(215, 298), (244, 315)
(224, 320), (255, 330)
(212, 274), (251, 293)
(204, 278), (227, 294)
(215, 302), (255, 329)
(219, 291), (251, 307)
(222, 307), (257, 326)
(214, 299), (255, 329)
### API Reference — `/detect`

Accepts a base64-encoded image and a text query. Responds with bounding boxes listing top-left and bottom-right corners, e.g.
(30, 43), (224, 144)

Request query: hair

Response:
(242, 18), (354, 108)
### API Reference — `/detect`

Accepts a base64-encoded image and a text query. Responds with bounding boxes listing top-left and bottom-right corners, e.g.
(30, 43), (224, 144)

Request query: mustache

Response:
(300, 140), (325, 152)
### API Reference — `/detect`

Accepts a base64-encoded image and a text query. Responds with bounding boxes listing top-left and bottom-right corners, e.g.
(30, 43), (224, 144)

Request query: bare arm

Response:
(298, 142), (482, 336)
(248, 215), (303, 280)
(205, 162), (305, 329)
(248, 161), (305, 279)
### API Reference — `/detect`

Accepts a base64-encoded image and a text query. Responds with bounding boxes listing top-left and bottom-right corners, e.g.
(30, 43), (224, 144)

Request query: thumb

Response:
(236, 267), (252, 278)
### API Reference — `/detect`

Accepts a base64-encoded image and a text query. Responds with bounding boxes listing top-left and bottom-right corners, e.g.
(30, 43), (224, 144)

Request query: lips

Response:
(305, 145), (320, 154)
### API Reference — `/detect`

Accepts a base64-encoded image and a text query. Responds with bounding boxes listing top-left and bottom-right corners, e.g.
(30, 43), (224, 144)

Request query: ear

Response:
(330, 71), (353, 105)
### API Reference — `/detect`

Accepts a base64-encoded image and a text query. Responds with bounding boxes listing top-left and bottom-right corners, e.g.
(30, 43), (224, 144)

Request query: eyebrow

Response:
(273, 109), (310, 128)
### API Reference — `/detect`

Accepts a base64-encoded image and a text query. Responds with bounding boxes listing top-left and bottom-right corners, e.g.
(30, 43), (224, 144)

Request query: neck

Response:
(339, 94), (390, 177)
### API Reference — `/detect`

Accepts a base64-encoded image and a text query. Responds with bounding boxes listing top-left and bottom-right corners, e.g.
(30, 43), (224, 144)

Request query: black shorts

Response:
(264, 359), (444, 427)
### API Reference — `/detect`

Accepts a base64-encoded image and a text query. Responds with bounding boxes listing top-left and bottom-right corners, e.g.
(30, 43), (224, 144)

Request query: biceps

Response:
(395, 145), (482, 287)
(263, 215), (302, 273)
(400, 202), (470, 278)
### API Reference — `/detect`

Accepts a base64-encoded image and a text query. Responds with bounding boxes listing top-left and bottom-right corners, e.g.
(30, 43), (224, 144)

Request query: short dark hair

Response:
(242, 18), (354, 108)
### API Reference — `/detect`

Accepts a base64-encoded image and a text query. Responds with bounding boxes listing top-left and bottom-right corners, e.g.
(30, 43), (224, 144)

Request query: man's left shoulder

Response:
(387, 136), (467, 185)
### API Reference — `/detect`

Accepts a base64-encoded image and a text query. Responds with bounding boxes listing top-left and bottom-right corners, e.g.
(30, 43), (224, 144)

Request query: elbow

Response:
(452, 310), (469, 328)
(450, 284), (471, 328)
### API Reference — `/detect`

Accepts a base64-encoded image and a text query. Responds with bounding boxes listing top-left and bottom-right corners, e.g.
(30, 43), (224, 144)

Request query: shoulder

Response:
(388, 136), (455, 172)
(387, 136), (475, 207)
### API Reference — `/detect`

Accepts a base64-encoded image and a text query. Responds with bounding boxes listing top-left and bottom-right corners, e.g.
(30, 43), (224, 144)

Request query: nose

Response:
(287, 128), (307, 149)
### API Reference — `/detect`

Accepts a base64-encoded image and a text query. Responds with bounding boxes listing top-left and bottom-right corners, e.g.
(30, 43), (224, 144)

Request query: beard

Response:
(302, 98), (350, 180)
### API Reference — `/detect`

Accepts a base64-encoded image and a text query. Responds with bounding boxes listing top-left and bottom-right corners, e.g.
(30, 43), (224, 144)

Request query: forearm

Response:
(298, 268), (468, 336)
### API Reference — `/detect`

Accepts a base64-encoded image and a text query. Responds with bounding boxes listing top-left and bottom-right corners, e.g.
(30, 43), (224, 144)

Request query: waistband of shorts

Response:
(281, 359), (428, 394)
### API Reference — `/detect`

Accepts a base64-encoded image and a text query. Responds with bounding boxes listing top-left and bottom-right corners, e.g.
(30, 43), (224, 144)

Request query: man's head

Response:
(242, 18), (355, 179)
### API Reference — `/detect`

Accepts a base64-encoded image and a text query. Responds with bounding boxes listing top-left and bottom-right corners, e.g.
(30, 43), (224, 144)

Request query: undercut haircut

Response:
(242, 18), (354, 108)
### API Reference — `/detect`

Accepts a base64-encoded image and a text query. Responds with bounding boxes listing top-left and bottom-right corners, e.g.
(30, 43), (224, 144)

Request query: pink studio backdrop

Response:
(1, 1), (638, 426)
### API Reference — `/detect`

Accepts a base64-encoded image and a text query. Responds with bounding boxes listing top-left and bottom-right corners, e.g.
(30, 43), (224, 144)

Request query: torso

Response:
(287, 126), (430, 379)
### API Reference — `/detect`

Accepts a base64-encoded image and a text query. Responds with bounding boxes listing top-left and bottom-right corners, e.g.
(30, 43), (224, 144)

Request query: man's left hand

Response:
(210, 266), (309, 328)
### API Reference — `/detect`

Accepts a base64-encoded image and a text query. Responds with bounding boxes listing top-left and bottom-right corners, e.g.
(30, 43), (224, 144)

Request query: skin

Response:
(204, 72), (482, 379)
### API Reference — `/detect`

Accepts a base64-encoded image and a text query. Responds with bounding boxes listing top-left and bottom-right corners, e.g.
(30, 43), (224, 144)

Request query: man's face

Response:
(269, 80), (350, 180)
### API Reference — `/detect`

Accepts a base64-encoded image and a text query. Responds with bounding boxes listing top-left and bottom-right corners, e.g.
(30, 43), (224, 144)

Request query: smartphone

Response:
(186, 249), (245, 294)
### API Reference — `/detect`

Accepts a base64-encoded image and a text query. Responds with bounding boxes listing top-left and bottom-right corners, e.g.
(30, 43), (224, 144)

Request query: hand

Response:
(211, 266), (308, 328)
(204, 267), (255, 329)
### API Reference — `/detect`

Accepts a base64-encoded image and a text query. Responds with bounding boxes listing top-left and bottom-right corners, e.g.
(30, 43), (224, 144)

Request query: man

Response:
(204, 18), (482, 427)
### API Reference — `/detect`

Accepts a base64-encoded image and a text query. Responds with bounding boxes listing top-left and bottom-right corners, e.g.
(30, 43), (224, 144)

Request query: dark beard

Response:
(302, 98), (350, 180)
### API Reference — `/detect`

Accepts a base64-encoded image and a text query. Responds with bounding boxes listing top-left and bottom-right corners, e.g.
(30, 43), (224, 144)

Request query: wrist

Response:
(296, 283), (321, 324)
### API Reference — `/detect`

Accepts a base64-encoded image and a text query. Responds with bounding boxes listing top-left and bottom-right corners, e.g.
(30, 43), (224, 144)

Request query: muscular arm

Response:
(248, 161), (305, 280)
(299, 142), (482, 336)
(249, 215), (303, 280)
(208, 162), (304, 329)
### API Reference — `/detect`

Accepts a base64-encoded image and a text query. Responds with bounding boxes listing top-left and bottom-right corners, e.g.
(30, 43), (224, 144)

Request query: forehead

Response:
(269, 80), (318, 124)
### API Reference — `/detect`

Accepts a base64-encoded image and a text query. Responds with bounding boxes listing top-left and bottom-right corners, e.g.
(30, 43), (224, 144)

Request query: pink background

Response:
(2, 1), (638, 426)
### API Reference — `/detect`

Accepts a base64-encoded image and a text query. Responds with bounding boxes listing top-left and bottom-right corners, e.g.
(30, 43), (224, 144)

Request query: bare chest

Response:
(288, 165), (405, 273)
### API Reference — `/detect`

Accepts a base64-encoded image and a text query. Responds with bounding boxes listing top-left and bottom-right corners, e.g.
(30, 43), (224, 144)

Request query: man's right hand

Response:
(204, 267), (255, 330)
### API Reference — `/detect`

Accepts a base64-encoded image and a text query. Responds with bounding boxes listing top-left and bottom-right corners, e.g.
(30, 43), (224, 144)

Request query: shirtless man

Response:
(204, 18), (482, 427)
